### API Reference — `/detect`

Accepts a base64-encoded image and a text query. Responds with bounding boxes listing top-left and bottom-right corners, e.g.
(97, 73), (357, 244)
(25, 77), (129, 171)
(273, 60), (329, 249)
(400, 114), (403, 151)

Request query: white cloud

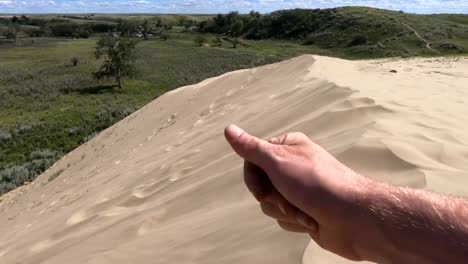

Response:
(0, 0), (467, 14)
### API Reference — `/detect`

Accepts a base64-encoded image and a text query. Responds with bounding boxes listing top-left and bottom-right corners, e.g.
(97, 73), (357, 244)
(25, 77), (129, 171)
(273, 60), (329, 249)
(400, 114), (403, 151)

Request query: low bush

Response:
(211, 36), (222, 47)
(70, 56), (80, 67)
(48, 22), (90, 39)
(95, 105), (137, 129)
(348, 35), (368, 46)
(0, 130), (12, 142)
(25, 28), (46, 37)
(49, 21), (79, 37)
(0, 165), (31, 188)
(30, 149), (57, 160)
(0, 150), (59, 194)
(89, 23), (115, 33)
(76, 29), (90, 39)
(194, 36), (206, 46)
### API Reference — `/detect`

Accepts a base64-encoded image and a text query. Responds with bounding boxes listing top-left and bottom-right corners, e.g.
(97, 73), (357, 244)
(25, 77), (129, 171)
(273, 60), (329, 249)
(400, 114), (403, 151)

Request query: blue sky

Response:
(1, 0), (468, 14)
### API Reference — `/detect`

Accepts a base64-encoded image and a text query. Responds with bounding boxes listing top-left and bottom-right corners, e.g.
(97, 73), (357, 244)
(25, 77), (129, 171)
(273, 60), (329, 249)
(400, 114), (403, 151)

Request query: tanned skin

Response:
(224, 124), (468, 264)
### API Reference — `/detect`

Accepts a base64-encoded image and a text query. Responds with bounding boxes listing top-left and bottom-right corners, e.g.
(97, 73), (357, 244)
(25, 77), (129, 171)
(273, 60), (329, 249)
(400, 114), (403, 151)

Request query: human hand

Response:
(224, 124), (371, 261)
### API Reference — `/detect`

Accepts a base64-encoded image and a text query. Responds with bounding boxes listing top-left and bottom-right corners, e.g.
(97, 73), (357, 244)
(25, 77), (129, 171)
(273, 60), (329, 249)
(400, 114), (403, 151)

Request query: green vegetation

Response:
(0, 7), (467, 195)
(194, 35), (206, 46)
(0, 33), (282, 195)
(94, 34), (137, 89)
(200, 7), (468, 58)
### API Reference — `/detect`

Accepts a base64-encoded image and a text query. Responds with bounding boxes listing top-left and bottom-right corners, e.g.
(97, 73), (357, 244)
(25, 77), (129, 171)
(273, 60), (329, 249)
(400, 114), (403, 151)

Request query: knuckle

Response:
(279, 134), (289, 144)
(293, 132), (309, 142)
(270, 145), (288, 161)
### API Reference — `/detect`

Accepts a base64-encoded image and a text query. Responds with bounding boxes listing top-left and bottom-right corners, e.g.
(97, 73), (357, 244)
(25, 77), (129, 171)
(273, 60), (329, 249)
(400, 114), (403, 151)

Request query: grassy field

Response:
(0, 32), (311, 194)
(0, 7), (467, 195)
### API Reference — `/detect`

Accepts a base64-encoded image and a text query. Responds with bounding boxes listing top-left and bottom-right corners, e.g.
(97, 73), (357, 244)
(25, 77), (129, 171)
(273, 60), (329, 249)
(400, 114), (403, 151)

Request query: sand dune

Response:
(1, 55), (468, 264)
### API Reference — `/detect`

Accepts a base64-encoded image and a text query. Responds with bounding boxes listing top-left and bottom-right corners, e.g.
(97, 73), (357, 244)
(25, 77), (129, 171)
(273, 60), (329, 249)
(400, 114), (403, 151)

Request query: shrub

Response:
(0, 149), (59, 194)
(0, 130), (12, 142)
(303, 32), (336, 46)
(159, 32), (169, 41)
(0, 182), (16, 195)
(95, 105), (136, 128)
(49, 22), (79, 37)
(76, 29), (90, 39)
(194, 36), (206, 46)
(348, 35), (368, 46)
(211, 36), (222, 47)
(193, 36), (206, 47)
(26, 28), (46, 37)
(29, 158), (56, 175)
(439, 42), (464, 52)
(30, 149), (57, 160)
(2, 24), (19, 43)
(14, 123), (39, 135)
(89, 23), (115, 33)
(0, 165), (31, 187)
(70, 56), (80, 67)
(226, 37), (241, 48)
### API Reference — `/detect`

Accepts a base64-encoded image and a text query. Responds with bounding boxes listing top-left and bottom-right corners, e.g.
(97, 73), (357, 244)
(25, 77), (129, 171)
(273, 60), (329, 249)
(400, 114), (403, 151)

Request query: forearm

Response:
(357, 180), (468, 264)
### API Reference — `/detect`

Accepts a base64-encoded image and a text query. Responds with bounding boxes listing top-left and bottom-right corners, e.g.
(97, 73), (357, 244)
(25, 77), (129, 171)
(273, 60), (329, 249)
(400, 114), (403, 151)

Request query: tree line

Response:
(199, 9), (337, 40)
(0, 15), (179, 42)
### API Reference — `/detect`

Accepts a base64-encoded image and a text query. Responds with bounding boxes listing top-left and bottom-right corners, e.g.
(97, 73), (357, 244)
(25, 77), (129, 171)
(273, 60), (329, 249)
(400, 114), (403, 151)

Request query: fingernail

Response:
(279, 204), (287, 216)
(226, 124), (244, 138)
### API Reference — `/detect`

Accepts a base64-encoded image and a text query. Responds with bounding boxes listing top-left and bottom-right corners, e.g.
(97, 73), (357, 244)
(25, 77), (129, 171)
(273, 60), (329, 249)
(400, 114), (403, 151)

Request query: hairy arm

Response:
(357, 181), (468, 264)
(224, 125), (468, 263)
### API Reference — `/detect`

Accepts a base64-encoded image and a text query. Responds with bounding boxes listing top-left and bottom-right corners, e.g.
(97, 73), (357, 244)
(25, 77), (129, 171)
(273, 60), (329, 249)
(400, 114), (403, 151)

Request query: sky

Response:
(1, 0), (468, 14)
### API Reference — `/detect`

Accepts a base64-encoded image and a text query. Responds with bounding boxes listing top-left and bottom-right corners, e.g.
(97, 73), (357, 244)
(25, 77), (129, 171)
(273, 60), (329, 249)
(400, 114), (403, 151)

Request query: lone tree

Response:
(141, 20), (151, 40)
(93, 34), (137, 89)
(3, 21), (20, 43)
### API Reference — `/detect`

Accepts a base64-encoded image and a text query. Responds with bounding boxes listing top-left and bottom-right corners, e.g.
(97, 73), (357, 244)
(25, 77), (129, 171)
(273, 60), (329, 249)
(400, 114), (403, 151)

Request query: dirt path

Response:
(401, 22), (440, 53)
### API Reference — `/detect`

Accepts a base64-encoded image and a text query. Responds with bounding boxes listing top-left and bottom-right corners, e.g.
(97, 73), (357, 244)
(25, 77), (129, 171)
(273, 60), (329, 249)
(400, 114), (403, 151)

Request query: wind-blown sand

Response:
(1, 55), (468, 264)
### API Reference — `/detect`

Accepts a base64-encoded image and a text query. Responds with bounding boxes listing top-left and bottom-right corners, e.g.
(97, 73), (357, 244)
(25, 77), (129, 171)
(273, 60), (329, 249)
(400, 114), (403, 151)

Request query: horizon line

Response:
(1, 6), (468, 16)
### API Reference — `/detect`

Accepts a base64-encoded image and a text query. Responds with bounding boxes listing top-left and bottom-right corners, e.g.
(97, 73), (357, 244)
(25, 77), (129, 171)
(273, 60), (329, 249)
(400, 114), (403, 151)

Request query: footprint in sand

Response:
(225, 89), (236, 96)
(30, 239), (55, 253)
(200, 103), (216, 117)
(136, 209), (167, 237)
(66, 209), (96, 226)
(193, 119), (204, 127)
(169, 172), (182, 182)
(192, 148), (201, 153)
(164, 146), (173, 152)
(99, 206), (129, 217)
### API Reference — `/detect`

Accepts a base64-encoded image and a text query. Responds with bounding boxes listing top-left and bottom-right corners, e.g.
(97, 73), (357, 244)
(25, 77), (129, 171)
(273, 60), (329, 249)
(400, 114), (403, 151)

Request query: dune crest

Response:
(1, 55), (467, 264)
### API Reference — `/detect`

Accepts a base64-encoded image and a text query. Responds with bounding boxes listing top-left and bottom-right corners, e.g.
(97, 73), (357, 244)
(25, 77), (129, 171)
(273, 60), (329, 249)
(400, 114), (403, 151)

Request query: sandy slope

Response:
(1, 55), (468, 264)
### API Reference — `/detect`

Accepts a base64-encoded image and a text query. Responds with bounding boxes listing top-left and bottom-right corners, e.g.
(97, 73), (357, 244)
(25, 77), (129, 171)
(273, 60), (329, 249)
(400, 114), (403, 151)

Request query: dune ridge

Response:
(1, 55), (467, 264)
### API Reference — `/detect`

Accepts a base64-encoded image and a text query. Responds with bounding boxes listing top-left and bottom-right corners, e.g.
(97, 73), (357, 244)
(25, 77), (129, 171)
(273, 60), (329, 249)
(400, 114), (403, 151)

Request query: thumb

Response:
(224, 124), (275, 170)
